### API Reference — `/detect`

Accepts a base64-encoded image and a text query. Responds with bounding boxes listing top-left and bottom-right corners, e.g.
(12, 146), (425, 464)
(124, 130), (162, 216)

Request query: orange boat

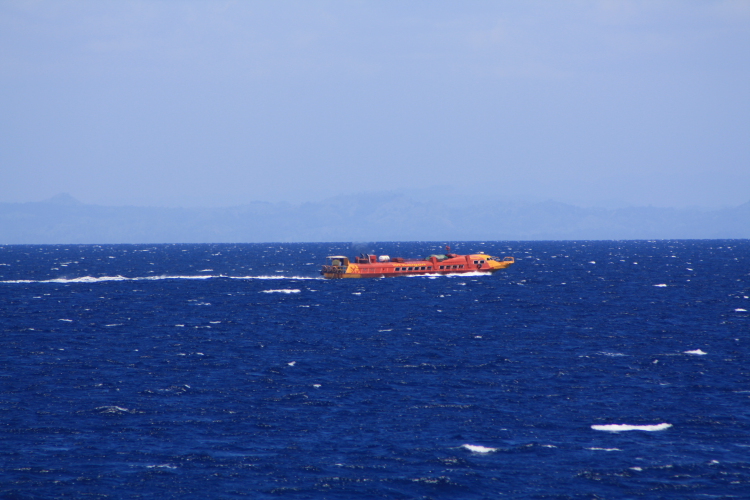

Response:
(321, 246), (514, 279)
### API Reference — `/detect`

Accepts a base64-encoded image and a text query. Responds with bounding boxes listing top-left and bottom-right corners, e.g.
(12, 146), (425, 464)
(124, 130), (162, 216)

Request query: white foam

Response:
(287, 361), (296, 366)
(586, 447), (621, 451)
(96, 405), (131, 414)
(409, 271), (489, 278)
(1, 274), (322, 284)
(262, 289), (300, 294)
(58, 318), (73, 322)
(684, 349), (707, 355)
(736, 308), (747, 312)
(654, 284), (668, 287)
(231, 275), (321, 280)
(591, 423), (672, 432)
(461, 444), (497, 453)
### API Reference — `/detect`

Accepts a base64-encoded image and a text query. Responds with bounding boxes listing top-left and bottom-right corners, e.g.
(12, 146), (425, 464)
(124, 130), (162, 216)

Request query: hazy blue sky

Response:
(2, 1), (749, 208)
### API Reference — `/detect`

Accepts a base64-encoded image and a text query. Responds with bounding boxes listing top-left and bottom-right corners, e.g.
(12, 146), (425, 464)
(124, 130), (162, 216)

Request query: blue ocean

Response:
(1, 240), (749, 499)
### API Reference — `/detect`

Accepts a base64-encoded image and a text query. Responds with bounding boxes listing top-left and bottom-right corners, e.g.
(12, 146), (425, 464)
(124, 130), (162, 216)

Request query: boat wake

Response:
(1, 274), (323, 284)
(409, 271), (493, 279)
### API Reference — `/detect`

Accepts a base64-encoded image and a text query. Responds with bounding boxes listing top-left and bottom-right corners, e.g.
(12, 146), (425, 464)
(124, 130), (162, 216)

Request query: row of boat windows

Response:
(391, 264), (465, 271)
(358, 264), (468, 273)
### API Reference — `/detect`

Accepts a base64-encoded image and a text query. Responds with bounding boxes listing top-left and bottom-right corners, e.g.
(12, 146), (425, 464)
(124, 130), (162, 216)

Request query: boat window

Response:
(395, 267), (400, 271)
(427, 266), (432, 270)
(473, 260), (478, 264)
(439, 266), (444, 269)
(459, 265), (464, 268)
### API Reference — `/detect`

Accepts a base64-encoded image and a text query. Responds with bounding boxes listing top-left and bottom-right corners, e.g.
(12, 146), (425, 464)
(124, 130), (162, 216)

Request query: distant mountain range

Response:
(1, 193), (748, 244)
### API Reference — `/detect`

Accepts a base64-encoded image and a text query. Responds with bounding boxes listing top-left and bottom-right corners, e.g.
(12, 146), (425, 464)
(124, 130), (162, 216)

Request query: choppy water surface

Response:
(1, 240), (749, 499)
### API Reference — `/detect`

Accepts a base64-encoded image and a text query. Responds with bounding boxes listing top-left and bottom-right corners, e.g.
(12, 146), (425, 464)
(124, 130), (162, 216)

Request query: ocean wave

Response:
(591, 423), (672, 432)
(461, 444), (497, 453)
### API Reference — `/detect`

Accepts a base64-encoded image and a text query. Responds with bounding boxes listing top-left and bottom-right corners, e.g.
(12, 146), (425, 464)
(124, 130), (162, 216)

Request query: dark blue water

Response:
(1, 240), (749, 499)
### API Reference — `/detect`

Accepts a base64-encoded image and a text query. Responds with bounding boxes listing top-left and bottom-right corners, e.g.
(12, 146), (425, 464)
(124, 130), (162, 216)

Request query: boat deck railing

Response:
(321, 265), (345, 274)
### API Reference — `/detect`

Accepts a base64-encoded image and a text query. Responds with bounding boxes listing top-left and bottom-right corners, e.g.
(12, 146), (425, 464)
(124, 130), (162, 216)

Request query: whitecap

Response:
(586, 447), (621, 451)
(684, 349), (707, 355)
(287, 361), (296, 366)
(96, 405), (131, 414)
(461, 444), (497, 453)
(653, 284), (668, 287)
(591, 423), (672, 432)
(58, 318), (73, 322)
(735, 308), (747, 312)
(262, 289), (300, 294)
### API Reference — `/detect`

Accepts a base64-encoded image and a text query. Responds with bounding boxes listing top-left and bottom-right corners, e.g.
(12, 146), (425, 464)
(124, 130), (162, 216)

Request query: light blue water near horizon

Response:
(1, 240), (749, 498)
